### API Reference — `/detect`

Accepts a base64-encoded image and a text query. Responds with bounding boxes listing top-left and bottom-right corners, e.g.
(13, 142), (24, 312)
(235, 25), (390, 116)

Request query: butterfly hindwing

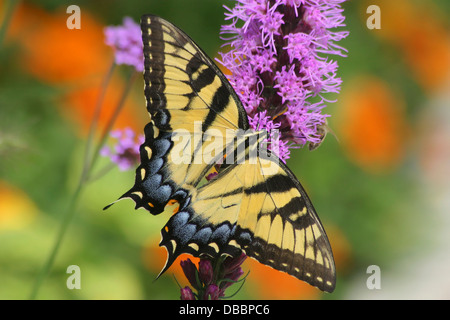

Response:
(163, 154), (336, 292)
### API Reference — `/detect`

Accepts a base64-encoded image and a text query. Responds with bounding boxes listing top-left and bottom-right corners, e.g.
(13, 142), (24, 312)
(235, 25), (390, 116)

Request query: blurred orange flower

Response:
(363, 0), (450, 92)
(0, 181), (38, 230)
(61, 77), (146, 136)
(5, 3), (148, 136)
(243, 258), (321, 300)
(9, 3), (111, 84)
(337, 76), (410, 172)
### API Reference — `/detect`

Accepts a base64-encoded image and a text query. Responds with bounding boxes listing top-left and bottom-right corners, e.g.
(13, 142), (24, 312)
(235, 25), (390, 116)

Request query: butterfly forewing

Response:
(114, 15), (248, 214)
(141, 15), (248, 132)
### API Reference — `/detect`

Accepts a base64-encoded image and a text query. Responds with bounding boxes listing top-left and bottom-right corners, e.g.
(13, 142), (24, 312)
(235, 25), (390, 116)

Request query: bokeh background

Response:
(1, 0), (449, 300)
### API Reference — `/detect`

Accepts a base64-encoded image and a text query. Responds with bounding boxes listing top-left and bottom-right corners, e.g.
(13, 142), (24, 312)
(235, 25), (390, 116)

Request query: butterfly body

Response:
(107, 14), (336, 293)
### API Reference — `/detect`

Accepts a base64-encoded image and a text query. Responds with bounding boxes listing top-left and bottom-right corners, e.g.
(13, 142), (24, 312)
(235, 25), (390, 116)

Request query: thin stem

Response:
(221, 272), (249, 299)
(172, 274), (182, 289)
(29, 178), (84, 300)
(89, 70), (138, 175)
(81, 61), (116, 184)
(0, 0), (20, 47)
(85, 162), (116, 183)
(29, 67), (137, 299)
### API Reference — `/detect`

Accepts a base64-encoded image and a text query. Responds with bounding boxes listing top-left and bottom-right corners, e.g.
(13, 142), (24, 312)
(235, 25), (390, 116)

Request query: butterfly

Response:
(105, 14), (336, 293)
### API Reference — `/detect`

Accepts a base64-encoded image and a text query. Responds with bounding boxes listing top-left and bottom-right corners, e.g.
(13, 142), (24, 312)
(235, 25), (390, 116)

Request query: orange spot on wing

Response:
(166, 199), (180, 215)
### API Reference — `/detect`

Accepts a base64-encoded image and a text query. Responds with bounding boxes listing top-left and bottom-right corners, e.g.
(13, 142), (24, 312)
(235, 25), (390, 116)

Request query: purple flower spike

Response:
(100, 127), (143, 171)
(203, 284), (221, 300)
(179, 255), (247, 300)
(180, 287), (196, 300)
(221, 253), (246, 290)
(218, 0), (348, 159)
(222, 252), (247, 275)
(198, 259), (214, 286)
(180, 258), (200, 290)
(104, 17), (144, 72)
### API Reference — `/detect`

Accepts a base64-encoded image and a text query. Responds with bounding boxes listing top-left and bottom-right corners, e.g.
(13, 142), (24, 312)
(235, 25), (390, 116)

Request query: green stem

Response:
(81, 61), (116, 183)
(221, 274), (248, 299)
(89, 70), (138, 173)
(29, 172), (84, 300)
(85, 162), (116, 183)
(29, 67), (137, 299)
(0, 0), (20, 47)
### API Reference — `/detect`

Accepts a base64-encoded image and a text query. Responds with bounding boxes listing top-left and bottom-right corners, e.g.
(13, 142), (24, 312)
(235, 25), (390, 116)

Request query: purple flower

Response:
(248, 110), (290, 162)
(104, 17), (144, 72)
(220, 253), (246, 290)
(218, 0), (348, 160)
(203, 284), (221, 300)
(198, 259), (214, 286)
(222, 252), (247, 275)
(100, 127), (144, 171)
(180, 287), (196, 300)
(180, 258), (200, 290)
(179, 254), (247, 300)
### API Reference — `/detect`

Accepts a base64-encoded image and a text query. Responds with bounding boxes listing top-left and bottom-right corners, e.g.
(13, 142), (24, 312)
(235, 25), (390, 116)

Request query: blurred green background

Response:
(1, 0), (449, 299)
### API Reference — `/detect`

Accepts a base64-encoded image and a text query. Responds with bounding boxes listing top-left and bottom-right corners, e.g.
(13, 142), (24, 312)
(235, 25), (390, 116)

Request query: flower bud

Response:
(180, 286), (195, 300)
(180, 258), (200, 290)
(198, 259), (214, 286)
(203, 284), (222, 300)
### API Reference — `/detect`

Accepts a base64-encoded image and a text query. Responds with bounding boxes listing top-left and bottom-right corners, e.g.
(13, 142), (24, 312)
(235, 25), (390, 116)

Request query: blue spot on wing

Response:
(171, 211), (196, 245)
(172, 211), (189, 227)
(190, 227), (212, 244)
(147, 157), (164, 175)
(142, 173), (162, 190)
(153, 138), (171, 158)
(210, 224), (231, 245)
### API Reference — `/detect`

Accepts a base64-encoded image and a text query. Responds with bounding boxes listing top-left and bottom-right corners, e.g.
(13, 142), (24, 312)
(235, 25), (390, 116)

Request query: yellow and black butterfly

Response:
(106, 14), (336, 293)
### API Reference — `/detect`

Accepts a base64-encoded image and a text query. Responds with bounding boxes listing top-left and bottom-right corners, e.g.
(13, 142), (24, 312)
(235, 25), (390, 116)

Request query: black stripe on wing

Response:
(140, 14), (249, 131)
